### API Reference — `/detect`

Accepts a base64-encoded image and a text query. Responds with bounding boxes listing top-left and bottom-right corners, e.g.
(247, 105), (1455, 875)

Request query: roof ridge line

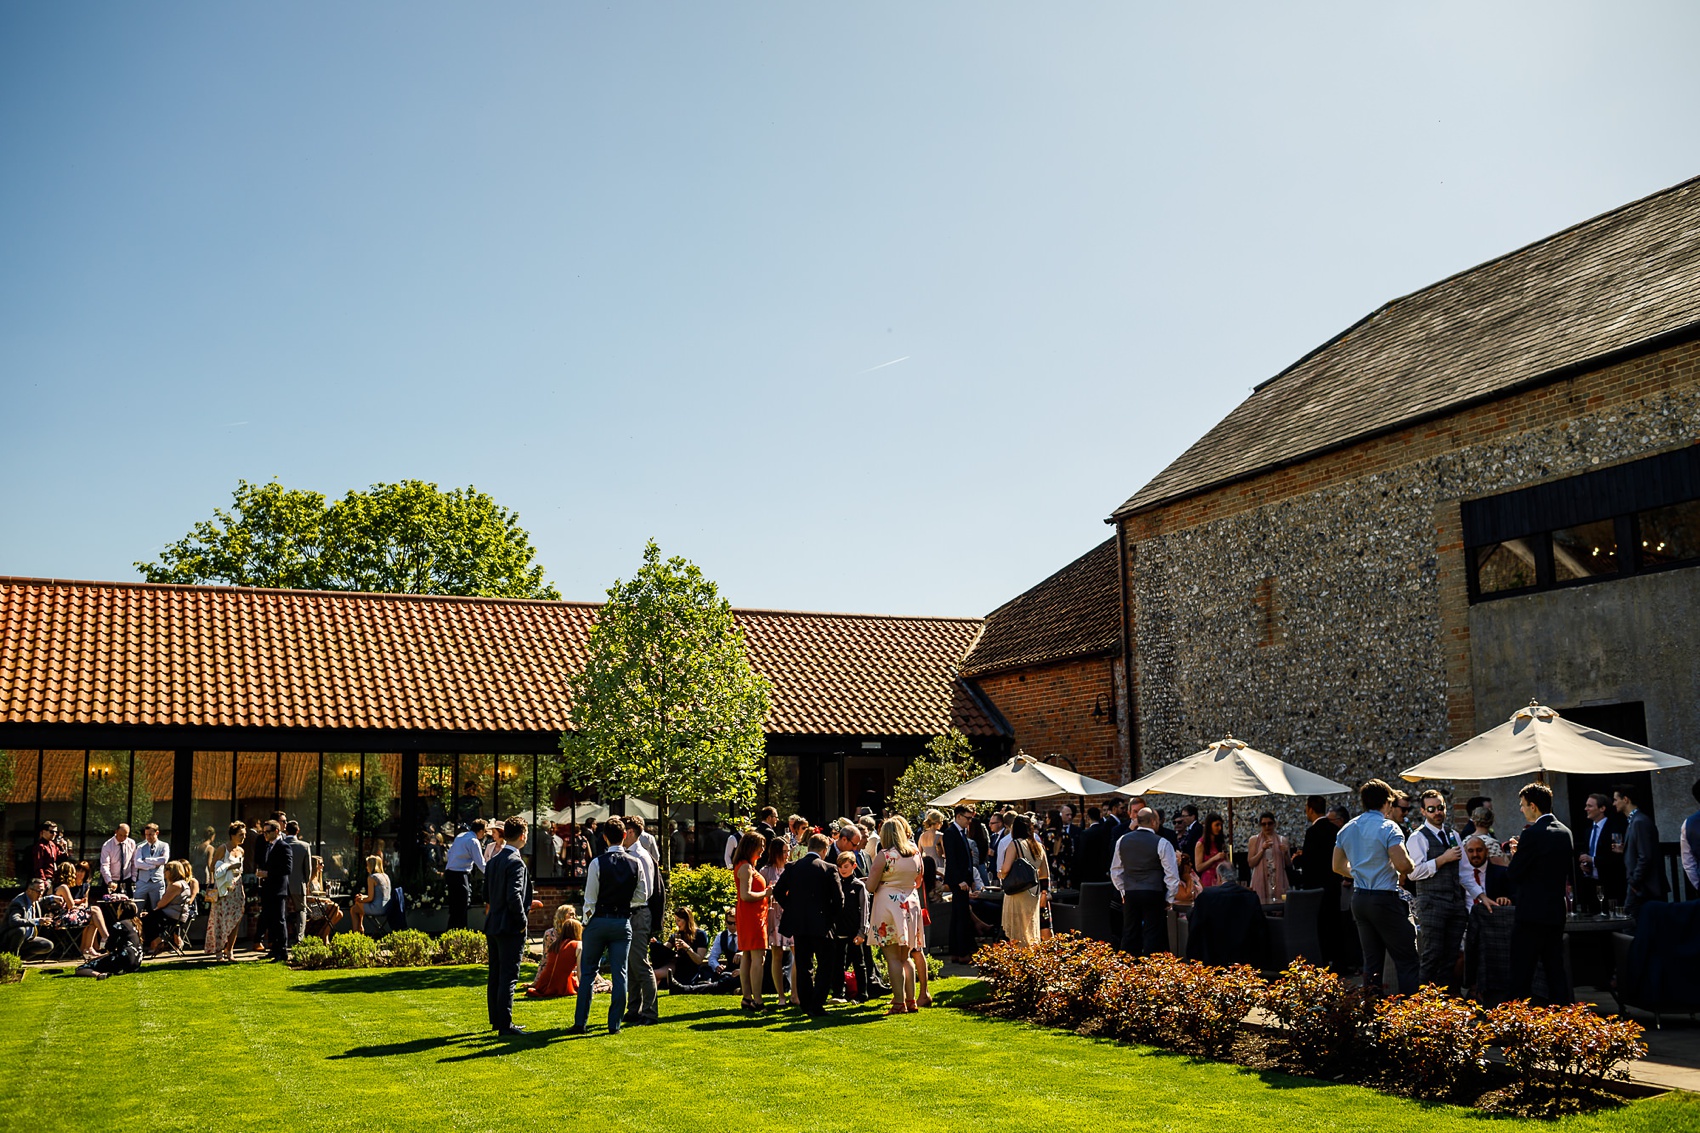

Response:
(980, 537), (1116, 620)
(1251, 172), (1700, 395)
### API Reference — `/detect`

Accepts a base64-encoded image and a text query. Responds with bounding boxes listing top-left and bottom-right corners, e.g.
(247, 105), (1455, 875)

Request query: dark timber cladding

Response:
(1461, 444), (1700, 546)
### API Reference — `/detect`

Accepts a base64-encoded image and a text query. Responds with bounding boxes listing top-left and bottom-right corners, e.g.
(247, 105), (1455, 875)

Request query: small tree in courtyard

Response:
(889, 729), (982, 821)
(561, 541), (771, 869)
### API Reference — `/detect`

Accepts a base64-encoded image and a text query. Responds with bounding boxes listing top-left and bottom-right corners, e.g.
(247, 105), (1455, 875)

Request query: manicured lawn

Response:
(1, 961), (1694, 1133)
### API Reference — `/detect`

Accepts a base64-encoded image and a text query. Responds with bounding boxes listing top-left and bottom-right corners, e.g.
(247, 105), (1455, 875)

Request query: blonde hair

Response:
(550, 904), (583, 952)
(165, 860), (191, 883)
(921, 809), (945, 830)
(879, 815), (918, 857)
(365, 855), (384, 874)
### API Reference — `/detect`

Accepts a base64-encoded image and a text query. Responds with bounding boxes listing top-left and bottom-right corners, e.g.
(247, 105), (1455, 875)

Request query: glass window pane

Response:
(1553, 519), (1618, 580)
(1638, 499), (1700, 568)
(136, 751), (173, 849)
(280, 752), (319, 849)
(4, 751), (43, 881)
(365, 753), (400, 875)
(1475, 539), (1537, 594)
(41, 751), (90, 861)
(190, 752), (234, 889)
(320, 754), (363, 889)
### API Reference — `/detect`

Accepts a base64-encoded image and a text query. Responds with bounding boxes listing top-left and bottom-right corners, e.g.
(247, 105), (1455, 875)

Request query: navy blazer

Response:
(943, 822), (975, 888)
(1506, 813), (1574, 926)
(260, 838), (293, 899)
(1624, 809), (1667, 900)
(773, 852), (842, 939)
(484, 844), (531, 936)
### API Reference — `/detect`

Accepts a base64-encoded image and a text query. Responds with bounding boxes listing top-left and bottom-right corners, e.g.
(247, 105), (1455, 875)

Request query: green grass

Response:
(1, 962), (1694, 1133)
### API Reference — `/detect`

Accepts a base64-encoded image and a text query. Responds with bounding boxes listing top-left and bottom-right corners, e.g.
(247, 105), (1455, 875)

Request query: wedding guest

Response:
(3, 879), (52, 959)
(304, 856), (344, 941)
(134, 823), (171, 910)
(197, 826), (219, 890)
(1616, 783), (1668, 915)
(206, 822), (248, 961)
(772, 832), (842, 1015)
(349, 854), (390, 936)
(1506, 782), (1574, 1003)
(256, 822), (294, 963)
(143, 860), (196, 954)
(32, 823), (63, 884)
(99, 823), (138, 897)
(998, 814), (1050, 948)
(917, 810), (947, 877)
(732, 831), (770, 1010)
(73, 899), (141, 979)
(866, 816), (925, 1014)
(1194, 813), (1229, 887)
(761, 836), (797, 1006)
(1247, 812), (1291, 903)
(52, 861), (108, 958)
(526, 903), (583, 999)
(663, 907), (711, 987)
(829, 851), (871, 1001)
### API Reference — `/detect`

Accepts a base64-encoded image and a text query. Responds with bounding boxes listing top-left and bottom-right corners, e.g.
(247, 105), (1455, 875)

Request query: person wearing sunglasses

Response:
(1403, 789), (1481, 993)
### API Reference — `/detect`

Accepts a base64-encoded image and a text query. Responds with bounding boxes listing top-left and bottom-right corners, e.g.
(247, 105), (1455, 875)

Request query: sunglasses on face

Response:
(1423, 805), (1446, 813)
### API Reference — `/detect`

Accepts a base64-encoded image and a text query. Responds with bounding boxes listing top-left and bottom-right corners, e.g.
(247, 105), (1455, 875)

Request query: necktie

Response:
(1475, 867), (1483, 888)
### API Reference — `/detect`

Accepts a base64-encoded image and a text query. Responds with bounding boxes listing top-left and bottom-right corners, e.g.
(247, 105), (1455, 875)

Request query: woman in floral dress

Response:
(206, 821), (247, 961)
(865, 815), (924, 1015)
(759, 837), (798, 1005)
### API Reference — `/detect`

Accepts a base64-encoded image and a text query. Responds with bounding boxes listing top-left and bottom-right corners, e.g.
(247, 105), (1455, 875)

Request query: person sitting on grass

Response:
(74, 899), (142, 979)
(349, 855), (391, 936)
(669, 906), (742, 995)
(661, 906), (710, 987)
(142, 860), (196, 954)
(52, 860), (109, 959)
(526, 904), (583, 999)
(303, 856), (344, 942)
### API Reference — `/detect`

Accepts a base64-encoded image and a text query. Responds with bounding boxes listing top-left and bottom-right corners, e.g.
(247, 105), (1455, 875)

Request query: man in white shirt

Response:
(134, 823), (171, 909)
(620, 816), (662, 1026)
(100, 824), (138, 897)
(568, 830), (652, 1035)
(1111, 808), (1180, 956)
(723, 823), (741, 869)
(443, 819), (488, 930)
(1404, 789), (1481, 993)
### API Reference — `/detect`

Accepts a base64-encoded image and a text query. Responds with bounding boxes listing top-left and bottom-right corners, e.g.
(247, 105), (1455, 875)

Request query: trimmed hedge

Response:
(435, 929), (488, 966)
(0, 951), (23, 985)
(290, 928), (492, 971)
(974, 933), (1646, 1107)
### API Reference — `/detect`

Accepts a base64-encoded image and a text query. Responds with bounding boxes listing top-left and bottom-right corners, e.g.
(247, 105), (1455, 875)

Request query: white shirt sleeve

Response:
(630, 851), (652, 909)
(1159, 838), (1180, 904)
(1682, 822), (1698, 892)
(724, 833), (737, 868)
(1404, 826), (1438, 880)
(100, 840), (118, 885)
(582, 857), (600, 913)
(1109, 835), (1126, 896)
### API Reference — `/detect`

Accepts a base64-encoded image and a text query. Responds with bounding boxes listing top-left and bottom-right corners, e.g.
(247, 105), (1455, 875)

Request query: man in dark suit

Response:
(1186, 875), (1269, 968)
(1176, 804), (1204, 862)
(754, 807), (779, 843)
(1077, 806), (1123, 940)
(484, 816), (536, 1036)
(943, 806), (977, 962)
(1575, 792), (1627, 912)
(1615, 784), (1667, 916)
(255, 820), (294, 963)
(773, 833), (843, 1015)
(1297, 795), (1342, 967)
(1505, 782), (1574, 1003)
(282, 820), (312, 946)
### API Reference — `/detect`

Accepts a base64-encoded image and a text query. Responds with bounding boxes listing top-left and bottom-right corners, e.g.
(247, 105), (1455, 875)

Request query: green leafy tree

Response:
(86, 751), (154, 840)
(889, 728), (983, 821)
(560, 540), (771, 869)
(137, 478), (559, 599)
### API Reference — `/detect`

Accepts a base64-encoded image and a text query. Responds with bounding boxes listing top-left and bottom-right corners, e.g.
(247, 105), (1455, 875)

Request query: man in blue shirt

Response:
(443, 818), (488, 931)
(1334, 778), (1419, 995)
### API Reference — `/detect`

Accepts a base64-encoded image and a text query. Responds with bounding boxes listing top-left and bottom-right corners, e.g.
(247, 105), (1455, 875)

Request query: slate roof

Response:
(0, 577), (997, 739)
(960, 539), (1121, 676)
(1115, 174), (1700, 518)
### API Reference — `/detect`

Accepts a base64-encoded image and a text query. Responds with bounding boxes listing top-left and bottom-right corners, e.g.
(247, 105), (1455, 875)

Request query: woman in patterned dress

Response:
(865, 815), (924, 1015)
(759, 836), (798, 1005)
(206, 821), (248, 961)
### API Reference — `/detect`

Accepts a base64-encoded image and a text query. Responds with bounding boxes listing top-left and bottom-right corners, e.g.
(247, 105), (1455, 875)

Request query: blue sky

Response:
(3, 3), (1698, 615)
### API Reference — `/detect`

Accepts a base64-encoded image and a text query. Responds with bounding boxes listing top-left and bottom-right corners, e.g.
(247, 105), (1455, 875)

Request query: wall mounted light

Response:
(338, 764), (360, 784)
(89, 763), (113, 783)
(496, 764), (517, 785)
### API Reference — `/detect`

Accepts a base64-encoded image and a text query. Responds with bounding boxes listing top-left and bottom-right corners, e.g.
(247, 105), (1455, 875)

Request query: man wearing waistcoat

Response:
(1111, 808), (1180, 957)
(1404, 789), (1481, 992)
(567, 831), (651, 1035)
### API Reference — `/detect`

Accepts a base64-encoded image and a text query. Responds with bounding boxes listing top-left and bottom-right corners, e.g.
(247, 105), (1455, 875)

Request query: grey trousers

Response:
(1414, 892), (1467, 992)
(624, 907), (659, 1023)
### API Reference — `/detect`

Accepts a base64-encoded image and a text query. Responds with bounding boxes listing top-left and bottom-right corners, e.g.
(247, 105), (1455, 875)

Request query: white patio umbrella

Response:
(1117, 735), (1350, 838)
(1401, 701), (1691, 783)
(929, 752), (1122, 807)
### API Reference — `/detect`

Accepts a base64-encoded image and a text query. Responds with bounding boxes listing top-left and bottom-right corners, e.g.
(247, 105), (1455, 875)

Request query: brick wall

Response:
(1117, 338), (1700, 833)
(973, 654), (1127, 786)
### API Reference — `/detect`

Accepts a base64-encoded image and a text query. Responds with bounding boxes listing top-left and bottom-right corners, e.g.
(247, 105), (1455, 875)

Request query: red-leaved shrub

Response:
(1373, 985), (1486, 1097)
(1262, 958), (1374, 1071)
(1485, 1000), (1646, 1088)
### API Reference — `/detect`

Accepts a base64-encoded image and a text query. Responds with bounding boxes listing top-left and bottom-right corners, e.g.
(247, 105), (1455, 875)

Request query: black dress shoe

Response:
(564, 1024), (587, 1035)
(497, 1025), (528, 1036)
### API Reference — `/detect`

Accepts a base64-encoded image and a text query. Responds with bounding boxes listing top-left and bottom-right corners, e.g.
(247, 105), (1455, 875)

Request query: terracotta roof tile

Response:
(0, 578), (996, 739)
(960, 539), (1121, 676)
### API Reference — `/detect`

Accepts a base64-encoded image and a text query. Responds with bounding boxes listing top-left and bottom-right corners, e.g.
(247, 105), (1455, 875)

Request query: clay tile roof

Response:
(0, 578), (995, 739)
(1115, 173), (1700, 518)
(960, 539), (1121, 677)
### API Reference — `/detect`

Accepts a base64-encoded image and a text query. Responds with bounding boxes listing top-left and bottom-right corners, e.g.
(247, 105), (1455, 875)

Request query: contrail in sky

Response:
(859, 355), (910, 374)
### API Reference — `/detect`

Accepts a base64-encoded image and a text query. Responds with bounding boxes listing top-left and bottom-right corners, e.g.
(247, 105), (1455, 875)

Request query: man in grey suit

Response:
(282, 820), (311, 946)
(1615, 783), (1667, 916)
(484, 816), (536, 1036)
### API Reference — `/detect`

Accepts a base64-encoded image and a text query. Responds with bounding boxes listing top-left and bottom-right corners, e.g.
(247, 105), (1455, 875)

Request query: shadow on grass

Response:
(291, 967), (486, 994)
(332, 1026), (591, 1062)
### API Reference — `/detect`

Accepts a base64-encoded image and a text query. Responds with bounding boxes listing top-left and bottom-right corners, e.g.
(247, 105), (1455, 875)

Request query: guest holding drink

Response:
(1247, 813), (1291, 902)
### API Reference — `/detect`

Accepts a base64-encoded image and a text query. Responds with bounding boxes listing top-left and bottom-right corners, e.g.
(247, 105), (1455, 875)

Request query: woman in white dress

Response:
(865, 815), (925, 1015)
(998, 814), (1049, 948)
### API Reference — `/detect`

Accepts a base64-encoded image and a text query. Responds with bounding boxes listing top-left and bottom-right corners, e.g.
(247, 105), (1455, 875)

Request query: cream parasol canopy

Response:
(1118, 735), (1350, 799)
(1400, 701), (1691, 782)
(929, 752), (1123, 806)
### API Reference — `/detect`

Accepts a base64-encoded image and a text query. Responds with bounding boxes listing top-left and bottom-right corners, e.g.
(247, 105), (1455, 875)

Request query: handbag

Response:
(1003, 843), (1038, 895)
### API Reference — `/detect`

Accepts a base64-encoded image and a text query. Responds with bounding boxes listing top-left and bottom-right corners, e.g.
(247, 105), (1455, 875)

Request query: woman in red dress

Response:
(732, 831), (770, 1010)
(526, 904), (583, 999)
